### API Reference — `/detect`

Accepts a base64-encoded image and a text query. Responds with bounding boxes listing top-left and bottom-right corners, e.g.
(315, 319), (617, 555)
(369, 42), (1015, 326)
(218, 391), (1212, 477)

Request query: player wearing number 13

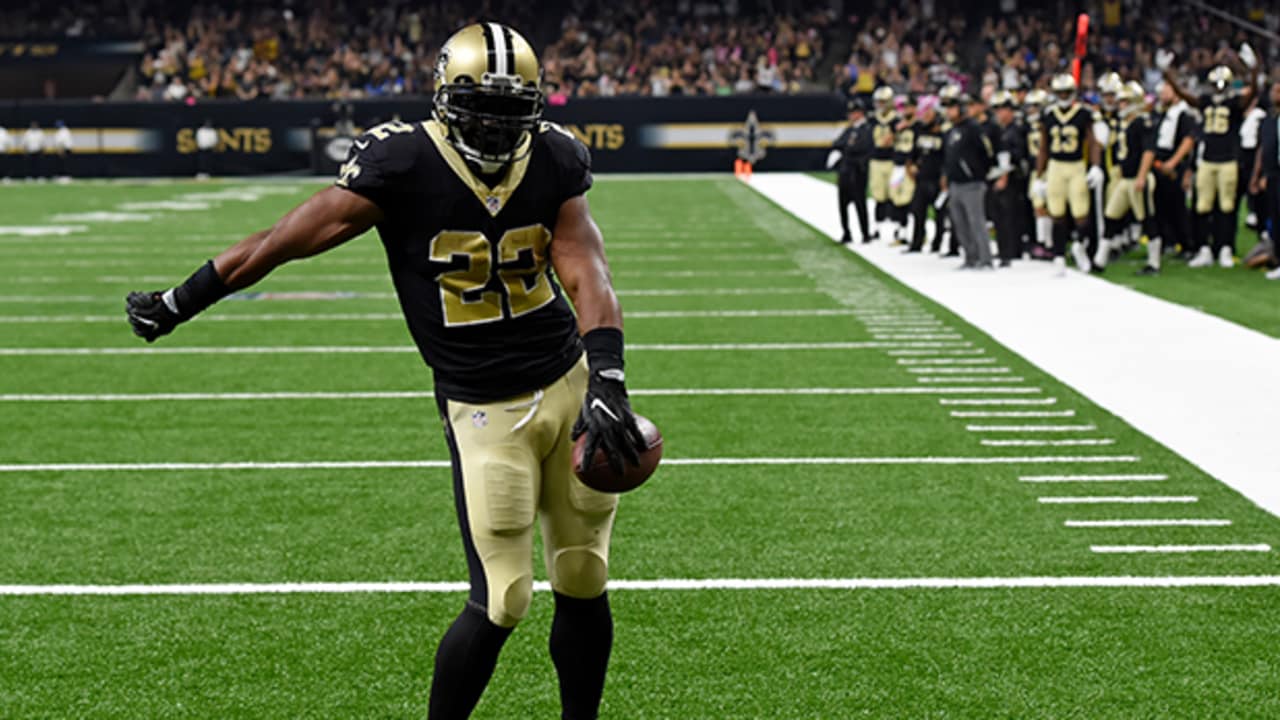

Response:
(125, 22), (645, 720)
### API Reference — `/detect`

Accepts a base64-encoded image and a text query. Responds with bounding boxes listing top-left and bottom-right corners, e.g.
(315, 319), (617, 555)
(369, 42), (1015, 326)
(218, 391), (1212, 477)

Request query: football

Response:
(573, 414), (663, 493)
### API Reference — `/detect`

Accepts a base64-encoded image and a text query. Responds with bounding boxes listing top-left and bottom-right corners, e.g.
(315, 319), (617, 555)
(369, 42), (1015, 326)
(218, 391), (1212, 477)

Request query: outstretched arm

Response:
(125, 186), (383, 342)
(1161, 68), (1199, 107)
(213, 187), (383, 288)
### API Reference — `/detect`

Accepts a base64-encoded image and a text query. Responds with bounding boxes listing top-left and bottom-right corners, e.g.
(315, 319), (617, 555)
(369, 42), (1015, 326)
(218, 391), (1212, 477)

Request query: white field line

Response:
(0, 456), (1143, 473)
(11, 575), (1280, 595)
(982, 438), (1114, 447)
(888, 349), (987, 356)
(966, 424), (1097, 432)
(1020, 474), (1168, 483)
(873, 334), (964, 341)
(952, 411), (1077, 418)
(907, 367), (1010, 374)
(918, 377), (1025, 384)
(1091, 544), (1271, 554)
(940, 398), (1057, 406)
(1038, 496), (1198, 504)
(1065, 519), (1231, 528)
(898, 358), (996, 365)
(0, 342), (974, 357)
(0, 308), (866, 323)
(0, 387), (1048, 403)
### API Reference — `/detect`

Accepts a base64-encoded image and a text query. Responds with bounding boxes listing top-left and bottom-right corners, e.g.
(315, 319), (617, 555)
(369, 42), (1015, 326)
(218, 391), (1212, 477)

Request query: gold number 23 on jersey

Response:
(430, 225), (555, 326)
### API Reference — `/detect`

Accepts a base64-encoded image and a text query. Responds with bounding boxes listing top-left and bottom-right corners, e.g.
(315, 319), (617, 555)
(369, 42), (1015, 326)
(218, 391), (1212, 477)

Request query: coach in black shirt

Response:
(829, 98), (874, 243)
(941, 87), (994, 269)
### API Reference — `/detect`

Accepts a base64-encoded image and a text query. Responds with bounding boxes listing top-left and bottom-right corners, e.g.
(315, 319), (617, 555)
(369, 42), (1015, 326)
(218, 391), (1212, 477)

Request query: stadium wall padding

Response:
(0, 95), (846, 177)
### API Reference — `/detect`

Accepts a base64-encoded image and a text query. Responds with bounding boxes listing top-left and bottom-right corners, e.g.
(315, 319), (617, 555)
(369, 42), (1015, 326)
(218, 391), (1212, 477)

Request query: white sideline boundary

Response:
(7, 575), (1280, 595)
(0, 456), (1142, 473)
(748, 173), (1280, 518)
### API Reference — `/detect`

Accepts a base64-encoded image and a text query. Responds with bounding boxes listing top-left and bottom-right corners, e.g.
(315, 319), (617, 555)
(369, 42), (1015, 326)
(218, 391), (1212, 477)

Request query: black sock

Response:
(550, 592), (613, 720)
(1052, 221), (1070, 257)
(1216, 210), (1237, 254)
(429, 603), (514, 720)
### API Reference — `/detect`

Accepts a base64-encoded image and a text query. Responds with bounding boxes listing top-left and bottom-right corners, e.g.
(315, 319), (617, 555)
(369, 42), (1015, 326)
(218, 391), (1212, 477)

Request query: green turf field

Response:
(2, 177), (1280, 718)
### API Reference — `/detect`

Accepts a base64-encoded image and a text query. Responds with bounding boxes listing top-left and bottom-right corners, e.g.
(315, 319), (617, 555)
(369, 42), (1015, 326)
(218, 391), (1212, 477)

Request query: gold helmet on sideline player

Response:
(1098, 71), (1123, 111)
(1050, 73), (1077, 107)
(873, 85), (895, 114)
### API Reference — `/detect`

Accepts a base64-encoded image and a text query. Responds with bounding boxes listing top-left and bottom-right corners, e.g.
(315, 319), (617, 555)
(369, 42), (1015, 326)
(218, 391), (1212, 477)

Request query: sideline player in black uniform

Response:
(1161, 45), (1258, 267)
(125, 23), (645, 720)
(1033, 73), (1106, 275)
(829, 97), (873, 243)
(906, 93), (947, 254)
(1023, 89), (1053, 256)
(889, 96), (917, 244)
(869, 86), (898, 241)
(1097, 81), (1159, 273)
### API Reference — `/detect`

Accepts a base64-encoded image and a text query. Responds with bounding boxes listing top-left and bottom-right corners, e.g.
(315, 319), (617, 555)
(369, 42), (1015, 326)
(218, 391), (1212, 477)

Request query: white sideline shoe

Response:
(1187, 247), (1213, 268)
(1052, 256), (1066, 277)
(1217, 247), (1234, 268)
(1265, 267), (1280, 281)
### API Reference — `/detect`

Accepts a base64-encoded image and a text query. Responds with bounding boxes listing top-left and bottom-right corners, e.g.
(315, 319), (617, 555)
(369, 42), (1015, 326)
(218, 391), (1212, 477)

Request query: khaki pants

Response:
(1194, 160), (1238, 214)
(440, 355), (617, 627)
(1104, 175), (1154, 221)
(868, 159), (893, 202)
(1046, 159), (1089, 219)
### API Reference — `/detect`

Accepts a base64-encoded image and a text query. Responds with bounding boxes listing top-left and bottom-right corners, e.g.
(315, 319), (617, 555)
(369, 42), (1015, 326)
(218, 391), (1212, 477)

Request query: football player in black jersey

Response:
(1033, 73), (1106, 275)
(125, 23), (645, 720)
(868, 86), (898, 241)
(1159, 44), (1259, 267)
(906, 93), (946, 254)
(1097, 82), (1158, 272)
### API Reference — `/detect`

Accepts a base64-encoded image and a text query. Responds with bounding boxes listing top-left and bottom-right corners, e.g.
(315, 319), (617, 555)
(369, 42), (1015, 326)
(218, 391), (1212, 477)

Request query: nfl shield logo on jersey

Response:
(471, 410), (488, 428)
(485, 195), (501, 214)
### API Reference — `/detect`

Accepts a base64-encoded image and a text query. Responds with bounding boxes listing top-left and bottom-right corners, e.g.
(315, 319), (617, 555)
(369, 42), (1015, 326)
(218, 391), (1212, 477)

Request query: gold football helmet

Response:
(873, 85), (895, 113)
(1050, 73), (1076, 107)
(1207, 65), (1233, 96)
(991, 90), (1015, 109)
(433, 23), (544, 167)
(1098, 71), (1122, 111)
(1024, 88), (1049, 115)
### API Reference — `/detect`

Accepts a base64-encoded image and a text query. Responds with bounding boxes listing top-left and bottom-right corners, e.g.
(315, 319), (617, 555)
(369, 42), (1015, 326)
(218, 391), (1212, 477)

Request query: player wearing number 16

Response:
(124, 22), (649, 720)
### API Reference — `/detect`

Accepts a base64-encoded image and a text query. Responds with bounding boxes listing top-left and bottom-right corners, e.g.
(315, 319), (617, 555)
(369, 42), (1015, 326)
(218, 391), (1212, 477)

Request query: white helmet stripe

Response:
(488, 22), (509, 76)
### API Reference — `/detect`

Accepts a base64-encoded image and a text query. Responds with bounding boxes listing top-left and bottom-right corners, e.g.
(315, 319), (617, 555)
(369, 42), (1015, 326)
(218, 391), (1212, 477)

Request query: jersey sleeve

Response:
(334, 126), (422, 211)
(540, 123), (593, 204)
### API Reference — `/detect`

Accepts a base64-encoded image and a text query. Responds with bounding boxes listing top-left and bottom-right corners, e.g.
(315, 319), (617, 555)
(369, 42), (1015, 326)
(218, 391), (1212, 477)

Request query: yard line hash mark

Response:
(1038, 496), (1198, 504)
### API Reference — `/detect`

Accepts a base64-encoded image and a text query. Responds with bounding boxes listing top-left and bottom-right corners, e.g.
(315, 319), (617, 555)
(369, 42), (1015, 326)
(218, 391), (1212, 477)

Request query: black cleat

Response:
(839, 232), (852, 244)
(1134, 265), (1160, 276)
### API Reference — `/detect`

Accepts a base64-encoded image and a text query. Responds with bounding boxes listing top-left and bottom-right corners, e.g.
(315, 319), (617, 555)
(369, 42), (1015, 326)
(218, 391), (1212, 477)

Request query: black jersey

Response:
(911, 121), (946, 182)
(336, 118), (588, 403)
(1197, 93), (1245, 162)
(892, 121), (916, 165)
(871, 110), (897, 161)
(1101, 109), (1121, 169)
(1115, 113), (1155, 178)
(1024, 116), (1043, 164)
(1041, 104), (1093, 163)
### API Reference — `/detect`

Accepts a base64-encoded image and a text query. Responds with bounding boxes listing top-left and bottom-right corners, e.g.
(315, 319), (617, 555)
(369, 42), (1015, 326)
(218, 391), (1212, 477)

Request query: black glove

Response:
(572, 328), (646, 476)
(125, 290), (183, 343)
(124, 260), (230, 343)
